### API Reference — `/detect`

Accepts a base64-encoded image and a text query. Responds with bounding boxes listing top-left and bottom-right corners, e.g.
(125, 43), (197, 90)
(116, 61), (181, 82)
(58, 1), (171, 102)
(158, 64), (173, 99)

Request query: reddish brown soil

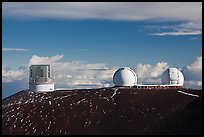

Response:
(2, 87), (202, 135)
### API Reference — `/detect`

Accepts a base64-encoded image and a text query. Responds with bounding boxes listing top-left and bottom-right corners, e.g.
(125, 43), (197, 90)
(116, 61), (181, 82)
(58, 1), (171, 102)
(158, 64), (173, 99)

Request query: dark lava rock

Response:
(2, 87), (202, 135)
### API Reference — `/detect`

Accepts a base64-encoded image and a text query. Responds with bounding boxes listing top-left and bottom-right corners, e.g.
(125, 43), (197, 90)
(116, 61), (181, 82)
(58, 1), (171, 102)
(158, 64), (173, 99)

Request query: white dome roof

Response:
(113, 67), (137, 87)
(161, 68), (184, 86)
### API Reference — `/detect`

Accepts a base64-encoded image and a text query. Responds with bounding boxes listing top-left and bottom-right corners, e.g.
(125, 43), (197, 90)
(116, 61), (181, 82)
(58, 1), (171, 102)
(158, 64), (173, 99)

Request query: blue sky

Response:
(2, 19), (202, 68)
(2, 2), (202, 99)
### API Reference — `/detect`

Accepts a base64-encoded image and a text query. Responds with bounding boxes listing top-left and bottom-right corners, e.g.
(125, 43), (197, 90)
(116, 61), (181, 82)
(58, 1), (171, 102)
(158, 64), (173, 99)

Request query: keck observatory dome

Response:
(161, 68), (184, 86)
(113, 67), (137, 87)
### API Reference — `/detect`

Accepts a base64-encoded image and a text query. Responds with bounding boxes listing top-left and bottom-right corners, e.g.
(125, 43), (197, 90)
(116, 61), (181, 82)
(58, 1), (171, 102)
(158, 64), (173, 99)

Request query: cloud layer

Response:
(28, 55), (63, 65)
(151, 30), (202, 36)
(149, 22), (202, 36)
(3, 2), (201, 22)
(2, 65), (27, 83)
(3, 2), (202, 36)
(2, 55), (202, 90)
(135, 62), (170, 84)
(182, 56), (202, 89)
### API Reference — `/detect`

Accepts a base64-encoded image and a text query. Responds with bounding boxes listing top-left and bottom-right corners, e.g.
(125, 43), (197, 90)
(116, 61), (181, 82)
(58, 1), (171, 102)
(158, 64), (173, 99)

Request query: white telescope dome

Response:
(161, 67), (184, 86)
(113, 67), (137, 87)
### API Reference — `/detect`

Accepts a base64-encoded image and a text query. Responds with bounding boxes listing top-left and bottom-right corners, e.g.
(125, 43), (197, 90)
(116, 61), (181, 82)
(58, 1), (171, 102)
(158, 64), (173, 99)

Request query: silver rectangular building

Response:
(29, 65), (54, 92)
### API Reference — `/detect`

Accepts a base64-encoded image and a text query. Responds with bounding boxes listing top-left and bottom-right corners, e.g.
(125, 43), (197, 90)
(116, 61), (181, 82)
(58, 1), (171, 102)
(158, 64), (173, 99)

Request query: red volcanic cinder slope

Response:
(2, 88), (202, 135)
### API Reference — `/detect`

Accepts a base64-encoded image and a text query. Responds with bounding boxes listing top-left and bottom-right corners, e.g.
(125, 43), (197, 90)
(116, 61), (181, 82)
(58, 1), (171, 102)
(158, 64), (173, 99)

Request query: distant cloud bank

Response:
(2, 54), (202, 90)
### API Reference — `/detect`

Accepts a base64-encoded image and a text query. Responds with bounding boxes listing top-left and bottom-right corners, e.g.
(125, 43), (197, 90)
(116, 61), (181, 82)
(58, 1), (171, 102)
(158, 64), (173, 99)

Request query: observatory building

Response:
(161, 67), (184, 86)
(29, 65), (55, 92)
(113, 67), (137, 87)
(113, 67), (184, 89)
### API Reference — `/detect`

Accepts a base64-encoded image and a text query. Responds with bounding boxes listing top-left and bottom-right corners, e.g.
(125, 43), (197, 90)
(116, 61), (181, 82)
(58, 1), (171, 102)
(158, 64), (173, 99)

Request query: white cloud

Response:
(182, 56), (202, 81)
(3, 2), (201, 22)
(2, 48), (29, 51)
(52, 62), (117, 89)
(3, 55), (202, 90)
(175, 22), (202, 31)
(149, 22), (202, 36)
(182, 56), (202, 89)
(28, 55), (63, 65)
(2, 65), (27, 83)
(135, 62), (170, 84)
(150, 30), (201, 36)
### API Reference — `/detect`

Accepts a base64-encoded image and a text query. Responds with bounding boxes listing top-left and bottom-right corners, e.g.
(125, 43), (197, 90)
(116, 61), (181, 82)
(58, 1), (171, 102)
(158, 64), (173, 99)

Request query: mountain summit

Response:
(2, 88), (202, 135)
